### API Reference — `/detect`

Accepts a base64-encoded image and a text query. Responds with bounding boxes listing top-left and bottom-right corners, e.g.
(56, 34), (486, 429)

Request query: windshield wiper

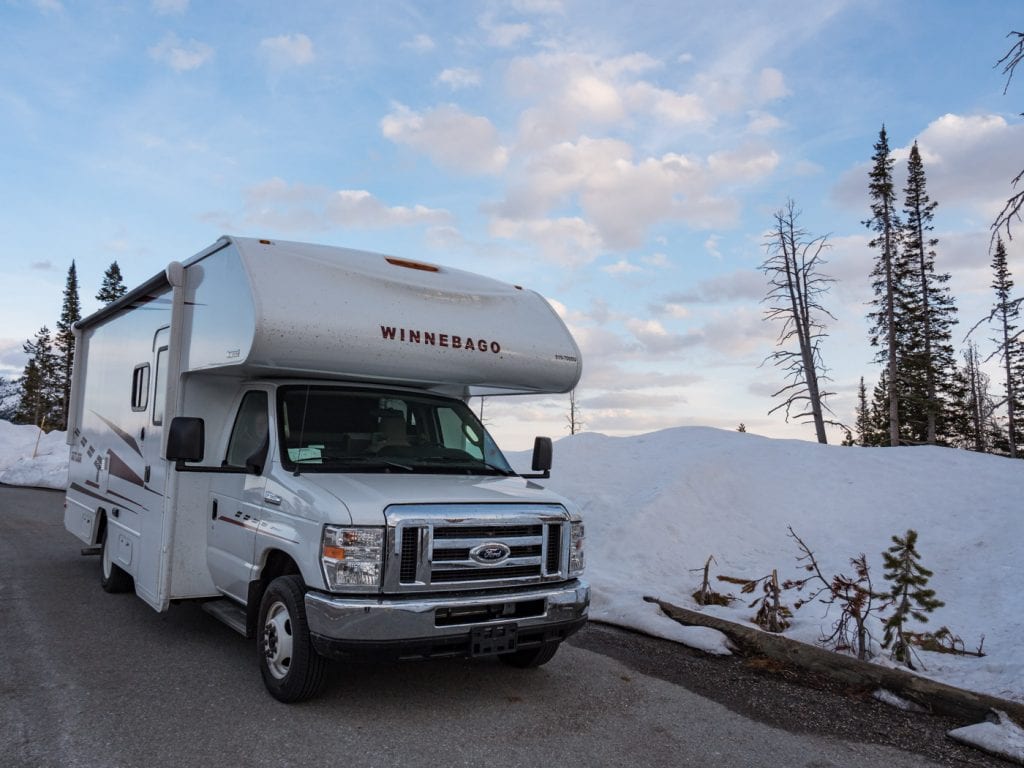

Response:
(416, 455), (515, 476)
(291, 455), (414, 475)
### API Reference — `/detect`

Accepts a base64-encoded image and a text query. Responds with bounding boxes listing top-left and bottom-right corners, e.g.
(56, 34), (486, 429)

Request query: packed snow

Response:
(1, 421), (1021, 710)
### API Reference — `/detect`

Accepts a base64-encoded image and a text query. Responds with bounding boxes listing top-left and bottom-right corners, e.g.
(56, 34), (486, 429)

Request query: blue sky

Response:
(2, 0), (1022, 449)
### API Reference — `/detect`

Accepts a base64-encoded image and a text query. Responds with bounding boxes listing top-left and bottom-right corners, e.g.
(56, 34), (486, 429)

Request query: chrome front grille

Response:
(384, 505), (570, 594)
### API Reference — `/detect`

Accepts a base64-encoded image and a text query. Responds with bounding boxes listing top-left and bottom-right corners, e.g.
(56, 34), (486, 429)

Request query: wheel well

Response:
(246, 550), (302, 637)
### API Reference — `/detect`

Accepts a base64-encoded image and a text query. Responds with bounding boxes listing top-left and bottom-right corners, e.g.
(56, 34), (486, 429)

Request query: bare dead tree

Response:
(993, 31), (1024, 241)
(783, 527), (889, 660)
(565, 388), (584, 435)
(760, 199), (839, 443)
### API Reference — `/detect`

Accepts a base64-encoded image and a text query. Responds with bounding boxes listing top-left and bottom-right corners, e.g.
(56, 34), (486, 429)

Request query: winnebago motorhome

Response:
(64, 236), (588, 702)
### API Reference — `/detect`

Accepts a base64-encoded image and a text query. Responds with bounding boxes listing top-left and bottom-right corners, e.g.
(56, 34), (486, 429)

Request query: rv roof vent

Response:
(385, 256), (439, 273)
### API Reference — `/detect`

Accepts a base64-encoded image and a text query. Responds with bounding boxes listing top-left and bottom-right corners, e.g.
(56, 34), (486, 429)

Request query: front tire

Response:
(258, 575), (327, 703)
(100, 526), (133, 594)
(499, 641), (561, 668)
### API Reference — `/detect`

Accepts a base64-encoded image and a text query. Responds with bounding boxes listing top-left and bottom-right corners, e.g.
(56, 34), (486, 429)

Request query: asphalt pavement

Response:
(0, 485), (1003, 768)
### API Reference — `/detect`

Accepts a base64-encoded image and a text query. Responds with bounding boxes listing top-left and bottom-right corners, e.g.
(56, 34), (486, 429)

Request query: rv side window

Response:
(226, 392), (269, 468)
(131, 364), (150, 411)
(152, 347), (168, 425)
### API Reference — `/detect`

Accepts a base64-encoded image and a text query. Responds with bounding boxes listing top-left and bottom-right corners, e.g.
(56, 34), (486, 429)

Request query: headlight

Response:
(569, 520), (585, 576)
(321, 526), (384, 591)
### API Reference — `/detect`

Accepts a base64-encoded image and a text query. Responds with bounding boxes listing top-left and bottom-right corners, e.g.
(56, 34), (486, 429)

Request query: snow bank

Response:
(511, 427), (1024, 705)
(0, 421), (68, 489)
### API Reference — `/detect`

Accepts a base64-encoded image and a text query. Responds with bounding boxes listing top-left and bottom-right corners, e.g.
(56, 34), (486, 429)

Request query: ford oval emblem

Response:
(469, 542), (511, 565)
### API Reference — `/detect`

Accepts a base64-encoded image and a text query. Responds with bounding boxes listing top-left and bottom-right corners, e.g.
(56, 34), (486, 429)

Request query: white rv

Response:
(64, 236), (588, 702)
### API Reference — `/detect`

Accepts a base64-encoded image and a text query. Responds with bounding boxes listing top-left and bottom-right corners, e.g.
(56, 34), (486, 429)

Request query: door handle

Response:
(263, 491), (282, 506)
(211, 500), (218, 520)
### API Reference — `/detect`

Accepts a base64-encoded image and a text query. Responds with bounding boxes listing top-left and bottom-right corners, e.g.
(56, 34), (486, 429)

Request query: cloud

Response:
(148, 33), (213, 72)
(437, 68), (481, 90)
(490, 216), (602, 266)
(403, 34), (435, 53)
(152, 0), (187, 13)
(601, 259), (641, 275)
(260, 33), (314, 68)
(833, 113), (1024, 218)
(30, 261), (55, 271)
(238, 178), (453, 232)
(381, 103), (508, 174)
(625, 317), (703, 353)
(494, 136), (751, 253)
(479, 13), (531, 47)
(661, 269), (768, 305)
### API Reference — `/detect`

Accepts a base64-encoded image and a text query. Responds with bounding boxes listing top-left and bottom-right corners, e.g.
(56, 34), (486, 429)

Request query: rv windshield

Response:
(276, 386), (515, 475)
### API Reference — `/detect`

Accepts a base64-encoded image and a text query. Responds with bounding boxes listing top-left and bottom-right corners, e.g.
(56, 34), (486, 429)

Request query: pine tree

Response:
(854, 377), (872, 446)
(990, 237), (1022, 457)
(864, 126), (903, 446)
(881, 529), (944, 669)
(15, 326), (61, 428)
(96, 261), (128, 304)
(898, 143), (958, 445)
(54, 261), (81, 431)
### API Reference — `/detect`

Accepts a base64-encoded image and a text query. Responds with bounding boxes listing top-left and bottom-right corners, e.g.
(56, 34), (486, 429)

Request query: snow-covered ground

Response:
(2, 420), (1020, 708)
(0, 420), (72, 490)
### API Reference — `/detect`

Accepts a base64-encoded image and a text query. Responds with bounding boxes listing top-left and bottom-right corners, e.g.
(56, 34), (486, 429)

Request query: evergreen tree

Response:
(15, 326), (60, 427)
(96, 261), (128, 304)
(898, 143), (959, 445)
(54, 261), (81, 431)
(0, 376), (19, 421)
(881, 529), (944, 669)
(990, 237), (1023, 457)
(864, 126), (903, 446)
(854, 377), (872, 446)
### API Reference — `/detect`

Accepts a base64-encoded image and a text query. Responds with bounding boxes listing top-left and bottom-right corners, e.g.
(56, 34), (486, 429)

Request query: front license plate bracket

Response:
(470, 623), (518, 656)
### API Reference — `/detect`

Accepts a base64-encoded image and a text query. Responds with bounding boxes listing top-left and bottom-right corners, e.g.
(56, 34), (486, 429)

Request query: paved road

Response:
(0, 486), (987, 768)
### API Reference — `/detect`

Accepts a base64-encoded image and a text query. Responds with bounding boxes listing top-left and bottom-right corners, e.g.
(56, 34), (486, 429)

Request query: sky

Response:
(2, 0), (1023, 450)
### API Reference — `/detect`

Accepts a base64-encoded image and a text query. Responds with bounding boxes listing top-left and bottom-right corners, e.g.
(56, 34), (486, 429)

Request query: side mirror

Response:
(167, 417), (205, 463)
(530, 436), (552, 478)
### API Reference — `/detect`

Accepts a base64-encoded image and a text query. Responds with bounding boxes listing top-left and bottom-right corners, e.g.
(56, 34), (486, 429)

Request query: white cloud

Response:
(625, 317), (702, 353)
(756, 67), (789, 102)
(260, 33), (315, 68)
(494, 136), (748, 253)
(704, 235), (722, 259)
(148, 33), (213, 72)
(32, 0), (62, 12)
(381, 103), (508, 174)
(833, 113), (1024, 218)
(490, 216), (603, 266)
(479, 13), (531, 47)
(152, 0), (187, 14)
(403, 34), (435, 53)
(602, 259), (641, 275)
(437, 68), (481, 90)
(747, 111), (783, 134)
(239, 178), (452, 232)
(643, 253), (671, 268)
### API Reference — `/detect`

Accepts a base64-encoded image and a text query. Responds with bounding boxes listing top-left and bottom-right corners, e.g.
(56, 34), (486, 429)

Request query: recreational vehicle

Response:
(64, 236), (588, 702)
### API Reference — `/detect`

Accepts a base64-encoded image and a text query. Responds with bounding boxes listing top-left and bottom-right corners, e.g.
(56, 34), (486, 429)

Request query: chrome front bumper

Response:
(304, 579), (589, 660)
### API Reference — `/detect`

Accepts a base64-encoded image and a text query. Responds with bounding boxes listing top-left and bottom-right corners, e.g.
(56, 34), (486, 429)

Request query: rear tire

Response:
(100, 526), (133, 594)
(258, 575), (327, 703)
(499, 641), (560, 668)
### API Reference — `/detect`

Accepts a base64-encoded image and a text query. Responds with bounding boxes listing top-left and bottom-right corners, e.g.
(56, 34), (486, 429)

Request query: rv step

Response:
(202, 599), (250, 638)
(81, 546), (102, 557)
